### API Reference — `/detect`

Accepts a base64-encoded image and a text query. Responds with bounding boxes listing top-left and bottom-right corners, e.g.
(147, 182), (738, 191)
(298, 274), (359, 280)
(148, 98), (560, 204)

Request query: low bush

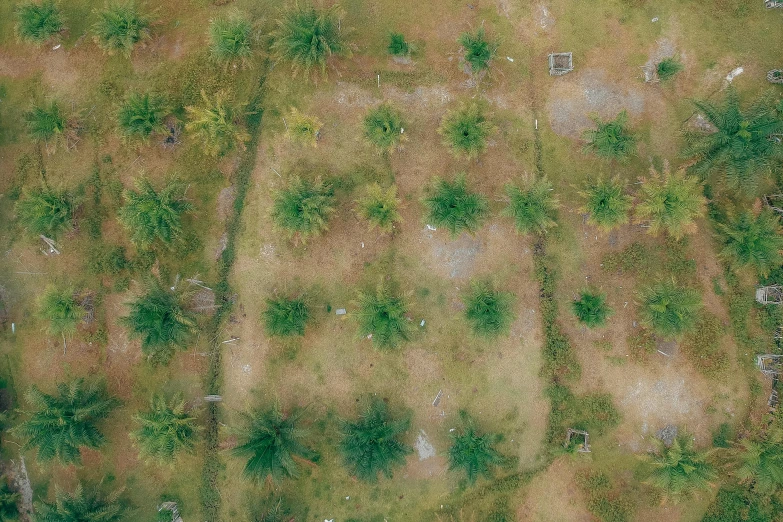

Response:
(572, 290), (611, 328)
(387, 32), (409, 56)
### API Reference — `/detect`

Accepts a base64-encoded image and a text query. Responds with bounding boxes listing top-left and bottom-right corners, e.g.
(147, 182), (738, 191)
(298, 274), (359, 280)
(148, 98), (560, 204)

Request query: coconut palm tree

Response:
(448, 411), (505, 484)
(92, 2), (151, 57)
(719, 209), (783, 278)
(464, 281), (514, 338)
(363, 103), (406, 153)
(458, 28), (496, 73)
(117, 92), (170, 142)
(438, 103), (494, 159)
(423, 175), (488, 237)
(502, 177), (558, 235)
(36, 483), (125, 522)
(117, 178), (193, 250)
(262, 296), (310, 337)
(38, 286), (85, 352)
(185, 90), (250, 157)
(645, 433), (716, 502)
(583, 110), (636, 159)
(14, 379), (120, 464)
(232, 405), (317, 483)
(271, 4), (347, 78)
(131, 394), (198, 464)
(639, 280), (702, 338)
(572, 290), (611, 328)
(209, 13), (254, 66)
(729, 424), (783, 495)
(355, 283), (411, 350)
(15, 0), (64, 44)
(339, 398), (411, 482)
(15, 186), (76, 239)
(635, 164), (706, 240)
(683, 88), (783, 194)
(579, 176), (632, 231)
(356, 183), (402, 233)
(271, 177), (336, 241)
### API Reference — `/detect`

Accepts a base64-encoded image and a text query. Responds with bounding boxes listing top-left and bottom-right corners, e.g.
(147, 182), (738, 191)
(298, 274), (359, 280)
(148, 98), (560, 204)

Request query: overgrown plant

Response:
(719, 209), (783, 278)
(15, 0), (64, 44)
(262, 296), (310, 337)
(24, 101), (75, 149)
(270, 177), (336, 241)
(458, 27), (496, 73)
(387, 32), (409, 56)
(636, 163), (706, 240)
(271, 4), (346, 78)
(117, 178), (193, 250)
(92, 2), (151, 57)
(639, 280), (702, 338)
(285, 108), (322, 146)
(656, 57), (683, 81)
(185, 90), (250, 157)
(423, 175), (488, 236)
(463, 281), (515, 338)
(209, 13), (254, 66)
(644, 433), (716, 502)
(356, 183), (402, 232)
(438, 103), (494, 159)
(572, 290), (611, 328)
(131, 394), (198, 464)
(579, 176), (632, 231)
(583, 110), (636, 159)
(448, 411), (505, 483)
(503, 177), (558, 235)
(36, 483), (125, 522)
(339, 398), (411, 482)
(117, 92), (169, 142)
(355, 283), (411, 350)
(15, 186), (76, 239)
(729, 421), (783, 495)
(38, 286), (85, 350)
(363, 103), (406, 153)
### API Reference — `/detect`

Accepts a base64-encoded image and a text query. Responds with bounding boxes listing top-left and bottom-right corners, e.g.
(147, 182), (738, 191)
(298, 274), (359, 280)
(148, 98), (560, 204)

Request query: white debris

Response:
(52, 44), (61, 50)
(726, 67), (744, 82)
(506, 56), (514, 62)
(651, 17), (659, 22)
(336, 308), (347, 315)
(420, 320), (425, 327)
(242, 364), (251, 373)
(426, 224), (437, 231)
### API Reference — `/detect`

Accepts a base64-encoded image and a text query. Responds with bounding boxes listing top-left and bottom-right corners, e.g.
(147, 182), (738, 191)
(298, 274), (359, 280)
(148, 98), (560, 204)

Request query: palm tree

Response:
(37, 483), (125, 522)
(15, 0), (64, 44)
(657, 58), (683, 81)
(356, 183), (402, 232)
(122, 280), (196, 365)
(117, 178), (193, 250)
(355, 283), (412, 350)
(92, 2), (151, 57)
(270, 177), (336, 241)
(262, 296), (310, 337)
(423, 175), (488, 237)
(572, 290), (611, 328)
(438, 103), (494, 159)
(24, 101), (66, 144)
(14, 379), (120, 464)
(645, 433), (716, 502)
(387, 33), (409, 57)
(464, 281), (515, 338)
(730, 424), (783, 495)
(232, 405), (317, 483)
(448, 411), (505, 484)
(635, 164), (706, 240)
(185, 90), (250, 157)
(363, 103), (406, 153)
(15, 186), (76, 239)
(719, 209), (783, 278)
(38, 286), (85, 352)
(579, 176), (632, 231)
(458, 28), (496, 73)
(131, 394), (198, 464)
(209, 13), (254, 66)
(339, 398), (411, 482)
(285, 107), (322, 146)
(683, 88), (783, 194)
(639, 280), (702, 338)
(583, 110), (636, 159)
(502, 177), (558, 235)
(271, 4), (347, 78)
(0, 480), (19, 521)
(117, 92), (169, 142)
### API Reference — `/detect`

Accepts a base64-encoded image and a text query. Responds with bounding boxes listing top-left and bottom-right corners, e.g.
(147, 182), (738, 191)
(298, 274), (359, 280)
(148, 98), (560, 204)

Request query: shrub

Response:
(117, 92), (169, 142)
(15, 0), (64, 44)
(636, 163), (706, 240)
(572, 290), (611, 328)
(262, 296), (310, 337)
(92, 2), (151, 57)
(118, 178), (193, 250)
(458, 27), (496, 73)
(502, 177), (558, 235)
(656, 57), (683, 81)
(15, 186), (76, 239)
(703, 487), (780, 522)
(423, 174), (488, 236)
(464, 281), (515, 338)
(719, 209), (783, 278)
(448, 411), (505, 483)
(285, 107), (322, 146)
(363, 103), (406, 153)
(579, 176), (632, 231)
(185, 90), (250, 157)
(583, 110), (636, 159)
(356, 183), (401, 232)
(131, 394), (198, 463)
(355, 283), (411, 350)
(209, 13), (254, 65)
(0, 480), (19, 521)
(438, 103), (493, 159)
(387, 32), (409, 56)
(271, 5), (346, 78)
(271, 177), (336, 241)
(38, 286), (85, 342)
(639, 280), (702, 338)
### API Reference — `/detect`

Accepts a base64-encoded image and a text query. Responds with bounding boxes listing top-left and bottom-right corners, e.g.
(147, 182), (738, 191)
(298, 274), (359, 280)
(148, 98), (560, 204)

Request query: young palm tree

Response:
(639, 280), (702, 338)
(122, 280), (196, 365)
(339, 398), (411, 482)
(583, 110), (636, 159)
(635, 164), (706, 240)
(423, 175), (488, 237)
(38, 286), (85, 351)
(356, 183), (402, 232)
(24, 101), (66, 144)
(270, 177), (336, 241)
(683, 88), (783, 194)
(502, 177), (558, 235)
(387, 32), (409, 56)
(355, 283), (411, 350)
(92, 2), (151, 57)
(117, 178), (193, 250)
(0, 480), (19, 521)
(458, 27), (496, 73)
(232, 405), (317, 483)
(262, 296), (310, 337)
(448, 411), (505, 484)
(117, 92), (169, 142)
(719, 209), (783, 278)
(438, 103), (494, 159)
(656, 57), (683, 81)
(15, 186), (76, 239)
(285, 107), (322, 146)
(363, 103), (406, 153)
(464, 281), (514, 338)
(15, 0), (64, 44)
(271, 4), (346, 78)
(131, 394), (198, 464)
(185, 90), (250, 157)
(572, 290), (611, 328)
(36, 483), (125, 522)
(14, 379), (120, 464)
(729, 424), (783, 495)
(579, 176), (632, 231)
(645, 433), (716, 502)
(209, 13), (254, 66)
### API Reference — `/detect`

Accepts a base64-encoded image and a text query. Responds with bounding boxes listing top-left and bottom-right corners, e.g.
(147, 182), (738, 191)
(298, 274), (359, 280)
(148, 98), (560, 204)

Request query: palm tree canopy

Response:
(582, 110), (637, 159)
(502, 177), (558, 235)
(363, 103), (405, 152)
(458, 27), (496, 73)
(38, 286), (85, 338)
(270, 177), (336, 241)
(209, 14), (254, 63)
(646, 433), (716, 502)
(92, 2), (151, 57)
(730, 424), (783, 495)
(270, 5), (346, 77)
(355, 283), (412, 350)
(464, 281), (515, 338)
(185, 90), (250, 157)
(117, 92), (169, 141)
(720, 209), (783, 278)
(0, 481), (20, 521)
(263, 296), (310, 337)
(423, 175), (488, 237)
(14, 379), (120, 464)
(15, 186), (75, 239)
(572, 290), (611, 328)
(448, 411), (505, 483)
(357, 183), (402, 232)
(37, 483), (125, 522)
(636, 164), (706, 240)
(131, 394), (198, 463)
(15, 0), (64, 44)
(438, 103), (494, 159)
(117, 178), (193, 249)
(639, 280), (702, 338)
(579, 176), (632, 231)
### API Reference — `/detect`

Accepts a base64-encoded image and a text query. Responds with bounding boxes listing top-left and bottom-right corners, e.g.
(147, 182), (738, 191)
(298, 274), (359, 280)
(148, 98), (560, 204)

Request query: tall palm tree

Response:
(185, 90), (250, 157)
(355, 283), (412, 350)
(14, 379), (120, 464)
(231, 405), (317, 483)
(15, 186), (76, 239)
(639, 280), (702, 338)
(36, 483), (125, 522)
(502, 177), (558, 235)
(423, 175), (488, 237)
(645, 433), (716, 502)
(579, 176), (632, 231)
(730, 424), (783, 495)
(339, 398), (411, 482)
(635, 163), (706, 240)
(271, 5), (347, 78)
(448, 411), (505, 483)
(38, 286), (85, 353)
(683, 88), (783, 194)
(131, 394), (198, 464)
(719, 209), (783, 278)
(117, 178), (193, 250)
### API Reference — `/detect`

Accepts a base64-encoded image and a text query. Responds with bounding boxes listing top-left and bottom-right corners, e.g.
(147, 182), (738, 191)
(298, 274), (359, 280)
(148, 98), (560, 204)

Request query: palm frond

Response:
(92, 2), (151, 57)
(639, 280), (702, 338)
(185, 90), (250, 157)
(579, 176), (632, 231)
(117, 177), (193, 250)
(356, 183), (402, 232)
(719, 209), (783, 278)
(363, 103), (406, 153)
(583, 110), (636, 159)
(15, 186), (76, 239)
(15, 0), (64, 44)
(271, 177), (336, 241)
(464, 281), (514, 338)
(131, 393), (198, 464)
